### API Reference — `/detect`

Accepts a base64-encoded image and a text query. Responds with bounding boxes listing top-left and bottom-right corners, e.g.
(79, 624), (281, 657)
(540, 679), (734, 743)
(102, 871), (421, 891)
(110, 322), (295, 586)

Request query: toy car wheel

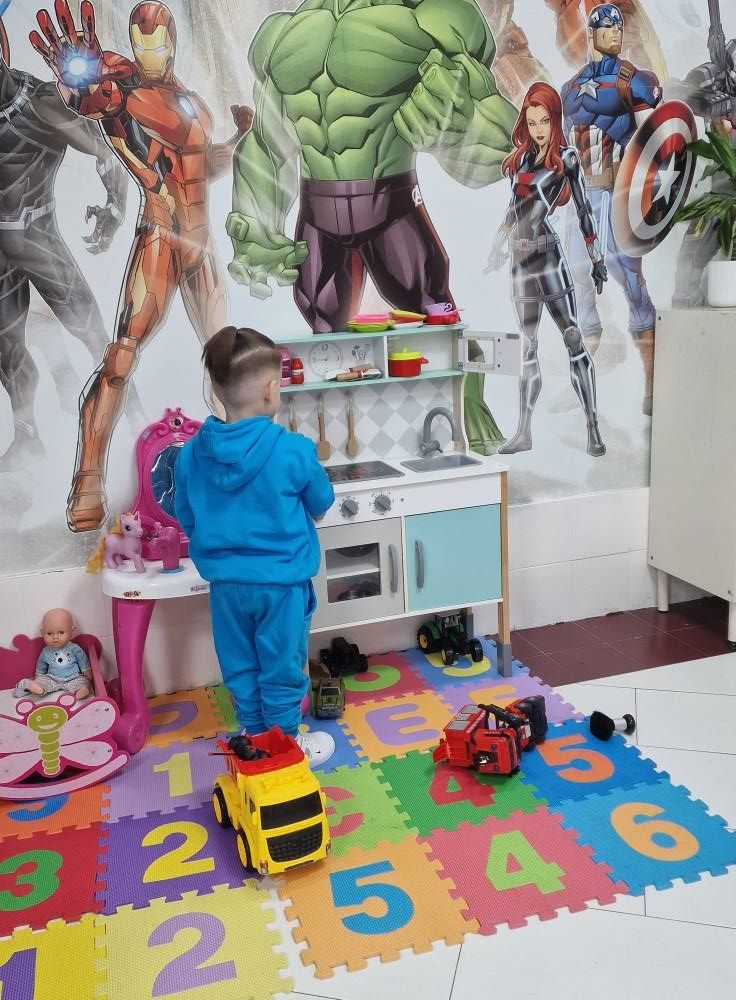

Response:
(236, 829), (254, 871)
(441, 643), (455, 666)
(417, 623), (441, 654)
(469, 639), (484, 663)
(212, 786), (232, 829)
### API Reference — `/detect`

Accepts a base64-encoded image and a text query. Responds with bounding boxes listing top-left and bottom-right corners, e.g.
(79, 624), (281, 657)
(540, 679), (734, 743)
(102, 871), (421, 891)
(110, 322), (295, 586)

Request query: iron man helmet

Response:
(129, 1), (177, 79)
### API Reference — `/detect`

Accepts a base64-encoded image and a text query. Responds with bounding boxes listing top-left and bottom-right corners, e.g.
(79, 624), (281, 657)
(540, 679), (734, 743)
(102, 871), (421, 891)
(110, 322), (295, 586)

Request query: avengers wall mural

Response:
(0, 0), (726, 572)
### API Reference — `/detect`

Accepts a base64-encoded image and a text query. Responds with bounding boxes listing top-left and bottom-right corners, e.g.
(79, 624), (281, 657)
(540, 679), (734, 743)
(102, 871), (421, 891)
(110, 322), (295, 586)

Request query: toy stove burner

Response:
(326, 461), (404, 484)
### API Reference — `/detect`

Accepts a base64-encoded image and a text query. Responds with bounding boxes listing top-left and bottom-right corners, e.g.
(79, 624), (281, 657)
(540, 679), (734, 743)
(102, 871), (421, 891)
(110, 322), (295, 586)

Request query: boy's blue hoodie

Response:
(174, 416), (335, 585)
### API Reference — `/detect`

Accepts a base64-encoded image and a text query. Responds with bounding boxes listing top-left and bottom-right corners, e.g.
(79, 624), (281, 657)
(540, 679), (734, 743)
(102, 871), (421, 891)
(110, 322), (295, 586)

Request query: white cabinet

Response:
(648, 308), (736, 645)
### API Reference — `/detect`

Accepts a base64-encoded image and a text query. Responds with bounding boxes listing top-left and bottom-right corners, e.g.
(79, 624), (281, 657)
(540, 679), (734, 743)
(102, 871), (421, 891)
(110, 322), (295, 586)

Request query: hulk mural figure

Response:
(227, 0), (517, 453)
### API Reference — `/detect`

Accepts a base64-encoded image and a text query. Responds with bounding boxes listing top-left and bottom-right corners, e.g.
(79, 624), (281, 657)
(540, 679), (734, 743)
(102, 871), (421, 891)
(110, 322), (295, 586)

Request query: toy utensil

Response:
(346, 395), (359, 458)
(317, 395), (331, 462)
(288, 397), (297, 433)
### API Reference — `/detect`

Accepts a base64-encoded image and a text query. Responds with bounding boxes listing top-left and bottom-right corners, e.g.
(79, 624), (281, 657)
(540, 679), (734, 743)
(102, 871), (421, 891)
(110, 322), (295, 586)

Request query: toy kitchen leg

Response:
(496, 470), (513, 677)
(109, 597), (154, 753)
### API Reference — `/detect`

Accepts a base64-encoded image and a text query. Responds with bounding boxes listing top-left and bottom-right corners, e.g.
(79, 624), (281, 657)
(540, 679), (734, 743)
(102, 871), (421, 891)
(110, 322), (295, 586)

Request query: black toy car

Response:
(319, 636), (368, 675)
(417, 612), (484, 666)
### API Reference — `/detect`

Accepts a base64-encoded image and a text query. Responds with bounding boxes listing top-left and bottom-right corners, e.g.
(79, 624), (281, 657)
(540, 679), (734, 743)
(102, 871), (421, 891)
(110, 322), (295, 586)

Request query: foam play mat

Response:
(2, 640), (735, 997)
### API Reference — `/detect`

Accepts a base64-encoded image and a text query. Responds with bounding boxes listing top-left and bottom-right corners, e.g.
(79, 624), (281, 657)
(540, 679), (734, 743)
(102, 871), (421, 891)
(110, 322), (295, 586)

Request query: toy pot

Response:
(425, 302), (454, 316)
(707, 261), (736, 308)
(387, 349), (429, 377)
(425, 310), (461, 325)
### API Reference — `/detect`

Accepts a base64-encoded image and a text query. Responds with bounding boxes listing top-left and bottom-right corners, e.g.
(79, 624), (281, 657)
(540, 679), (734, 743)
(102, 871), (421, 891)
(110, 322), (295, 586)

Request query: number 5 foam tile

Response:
(517, 718), (664, 806)
(99, 803), (257, 913)
(553, 780), (736, 894)
(339, 690), (454, 762)
(146, 688), (227, 748)
(341, 650), (430, 706)
(423, 808), (627, 935)
(0, 824), (106, 937)
(105, 738), (224, 821)
(436, 670), (581, 724)
(320, 762), (416, 856)
(0, 783), (107, 839)
(375, 750), (546, 836)
(0, 914), (105, 1000)
(101, 883), (292, 1000)
(278, 838), (477, 979)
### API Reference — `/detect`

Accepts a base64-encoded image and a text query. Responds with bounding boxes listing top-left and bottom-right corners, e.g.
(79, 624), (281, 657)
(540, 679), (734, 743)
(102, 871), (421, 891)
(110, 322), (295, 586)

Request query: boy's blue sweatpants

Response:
(209, 580), (315, 736)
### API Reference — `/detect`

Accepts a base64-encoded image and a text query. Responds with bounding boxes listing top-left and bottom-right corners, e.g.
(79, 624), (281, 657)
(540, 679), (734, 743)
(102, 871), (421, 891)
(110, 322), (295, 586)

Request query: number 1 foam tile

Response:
(339, 690), (453, 763)
(320, 762), (416, 856)
(146, 688), (226, 748)
(0, 824), (107, 937)
(0, 783), (107, 839)
(517, 718), (664, 806)
(99, 803), (257, 913)
(0, 914), (105, 1000)
(105, 738), (224, 821)
(553, 780), (736, 894)
(375, 750), (546, 836)
(436, 669), (581, 724)
(423, 809), (627, 935)
(101, 883), (292, 1000)
(278, 838), (477, 979)
(341, 650), (430, 706)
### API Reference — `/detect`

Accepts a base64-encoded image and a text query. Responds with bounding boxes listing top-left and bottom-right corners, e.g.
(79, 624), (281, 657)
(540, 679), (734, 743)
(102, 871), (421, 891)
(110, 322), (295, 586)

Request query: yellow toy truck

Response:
(211, 728), (330, 876)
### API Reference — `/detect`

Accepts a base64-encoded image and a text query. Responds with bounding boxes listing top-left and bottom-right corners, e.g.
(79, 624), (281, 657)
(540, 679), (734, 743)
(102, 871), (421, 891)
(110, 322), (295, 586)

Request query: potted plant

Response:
(675, 126), (736, 307)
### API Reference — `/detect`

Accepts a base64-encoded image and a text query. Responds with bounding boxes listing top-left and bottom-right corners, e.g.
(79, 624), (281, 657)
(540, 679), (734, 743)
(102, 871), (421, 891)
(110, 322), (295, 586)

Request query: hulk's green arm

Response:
(230, 13), (298, 237)
(416, 0), (517, 188)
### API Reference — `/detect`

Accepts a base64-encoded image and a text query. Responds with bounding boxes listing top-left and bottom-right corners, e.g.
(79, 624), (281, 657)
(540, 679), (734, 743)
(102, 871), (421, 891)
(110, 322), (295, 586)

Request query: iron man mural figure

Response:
(30, 0), (253, 532)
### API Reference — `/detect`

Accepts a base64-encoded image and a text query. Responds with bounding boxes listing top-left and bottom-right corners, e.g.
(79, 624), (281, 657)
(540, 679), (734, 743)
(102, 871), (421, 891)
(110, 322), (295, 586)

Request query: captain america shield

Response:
(612, 101), (697, 257)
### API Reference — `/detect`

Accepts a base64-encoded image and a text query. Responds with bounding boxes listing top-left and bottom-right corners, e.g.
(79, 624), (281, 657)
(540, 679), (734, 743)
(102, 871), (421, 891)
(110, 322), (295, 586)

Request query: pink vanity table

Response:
(102, 409), (207, 753)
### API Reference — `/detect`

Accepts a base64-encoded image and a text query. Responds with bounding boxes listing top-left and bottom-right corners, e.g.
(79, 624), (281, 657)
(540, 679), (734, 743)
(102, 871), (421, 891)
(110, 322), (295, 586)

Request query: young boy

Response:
(175, 326), (336, 765)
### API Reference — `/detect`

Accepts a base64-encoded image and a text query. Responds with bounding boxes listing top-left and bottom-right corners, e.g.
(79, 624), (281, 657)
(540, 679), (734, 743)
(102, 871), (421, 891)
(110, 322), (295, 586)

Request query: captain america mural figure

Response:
(561, 3), (660, 415)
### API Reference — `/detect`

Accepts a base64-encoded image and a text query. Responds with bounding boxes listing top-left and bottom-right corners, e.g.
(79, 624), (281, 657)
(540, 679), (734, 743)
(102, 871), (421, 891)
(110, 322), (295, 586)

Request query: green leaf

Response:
(706, 129), (736, 181)
(687, 138), (718, 161)
(718, 215), (733, 256)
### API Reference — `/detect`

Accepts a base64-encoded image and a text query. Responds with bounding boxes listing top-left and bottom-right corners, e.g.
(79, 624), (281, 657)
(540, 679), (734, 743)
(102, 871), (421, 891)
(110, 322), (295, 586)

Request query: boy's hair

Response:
(202, 326), (281, 396)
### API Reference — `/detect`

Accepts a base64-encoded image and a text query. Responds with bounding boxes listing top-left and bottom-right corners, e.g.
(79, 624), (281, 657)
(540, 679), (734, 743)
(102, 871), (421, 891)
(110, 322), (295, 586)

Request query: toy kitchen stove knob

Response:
(339, 498), (360, 518)
(372, 493), (393, 514)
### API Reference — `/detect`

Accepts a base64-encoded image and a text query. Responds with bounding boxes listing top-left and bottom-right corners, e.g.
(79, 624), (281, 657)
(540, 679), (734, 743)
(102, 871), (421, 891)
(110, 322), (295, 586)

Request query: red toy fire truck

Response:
(432, 696), (548, 775)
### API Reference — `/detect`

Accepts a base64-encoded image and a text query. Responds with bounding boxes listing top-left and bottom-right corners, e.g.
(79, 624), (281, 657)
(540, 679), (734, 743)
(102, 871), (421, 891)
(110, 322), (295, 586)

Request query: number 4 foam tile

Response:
(101, 884), (292, 1000)
(277, 838), (477, 979)
(0, 914), (105, 1000)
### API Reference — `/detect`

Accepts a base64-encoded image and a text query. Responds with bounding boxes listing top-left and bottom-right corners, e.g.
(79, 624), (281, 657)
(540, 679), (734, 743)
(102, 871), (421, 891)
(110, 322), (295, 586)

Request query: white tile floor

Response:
(272, 653), (736, 1000)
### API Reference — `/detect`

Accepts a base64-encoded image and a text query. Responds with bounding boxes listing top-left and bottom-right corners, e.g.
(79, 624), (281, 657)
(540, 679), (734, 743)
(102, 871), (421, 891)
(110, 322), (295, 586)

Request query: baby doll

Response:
(14, 608), (92, 701)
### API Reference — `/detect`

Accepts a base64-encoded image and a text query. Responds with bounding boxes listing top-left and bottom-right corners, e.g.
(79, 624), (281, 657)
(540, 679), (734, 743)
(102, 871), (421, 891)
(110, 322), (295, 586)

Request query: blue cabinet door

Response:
(405, 505), (501, 612)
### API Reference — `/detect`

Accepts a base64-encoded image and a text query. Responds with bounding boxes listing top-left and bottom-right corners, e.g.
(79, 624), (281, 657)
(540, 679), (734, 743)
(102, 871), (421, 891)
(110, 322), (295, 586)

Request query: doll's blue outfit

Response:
(14, 641), (90, 697)
(175, 415), (335, 735)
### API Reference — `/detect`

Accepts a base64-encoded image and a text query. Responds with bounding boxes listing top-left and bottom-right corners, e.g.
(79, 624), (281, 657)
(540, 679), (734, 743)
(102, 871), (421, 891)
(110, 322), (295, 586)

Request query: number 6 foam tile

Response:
(423, 809), (627, 935)
(553, 780), (736, 894)
(340, 690), (454, 762)
(0, 914), (105, 1000)
(437, 670), (581, 725)
(101, 883), (292, 1000)
(0, 783), (107, 839)
(341, 651), (429, 707)
(0, 824), (106, 937)
(278, 838), (477, 978)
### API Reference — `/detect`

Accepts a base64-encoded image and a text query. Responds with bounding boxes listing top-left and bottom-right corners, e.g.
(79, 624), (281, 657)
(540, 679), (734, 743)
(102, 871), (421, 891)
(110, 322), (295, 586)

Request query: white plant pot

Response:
(707, 260), (736, 307)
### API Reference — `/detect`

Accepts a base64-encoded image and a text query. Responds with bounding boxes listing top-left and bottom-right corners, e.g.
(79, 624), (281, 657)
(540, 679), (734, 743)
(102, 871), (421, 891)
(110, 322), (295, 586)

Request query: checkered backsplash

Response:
(278, 379), (456, 464)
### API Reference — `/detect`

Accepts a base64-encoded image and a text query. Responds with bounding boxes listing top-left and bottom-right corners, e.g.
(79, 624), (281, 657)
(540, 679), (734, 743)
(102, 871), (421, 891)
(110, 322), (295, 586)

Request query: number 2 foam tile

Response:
(339, 690), (454, 763)
(278, 838), (477, 978)
(0, 914), (105, 1000)
(0, 824), (107, 937)
(517, 718), (664, 807)
(105, 738), (224, 822)
(101, 883), (292, 1000)
(320, 762), (416, 856)
(375, 750), (546, 836)
(0, 783), (107, 839)
(146, 688), (227, 748)
(436, 669), (581, 724)
(553, 780), (736, 894)
(340, 650), (430, 707)
(423, 808), (627, 935)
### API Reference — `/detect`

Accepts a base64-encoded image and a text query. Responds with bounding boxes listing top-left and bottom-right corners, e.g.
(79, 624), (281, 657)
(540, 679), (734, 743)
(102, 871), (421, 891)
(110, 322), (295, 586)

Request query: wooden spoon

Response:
(346, 395), (359, 458)
(317, 395), (331, 462)
(288, 396), (297, 433)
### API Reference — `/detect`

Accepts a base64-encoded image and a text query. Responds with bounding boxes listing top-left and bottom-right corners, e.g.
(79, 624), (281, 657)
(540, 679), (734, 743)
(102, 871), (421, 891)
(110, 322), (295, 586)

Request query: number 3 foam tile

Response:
(339, 690), (454, 763)
(517, 718), (663, 806)
(278, 838), (477, 978)
(0, 784), (107, 839)
(423, 808), (627, 935)
(375, 750), (546, 836)
(0, 823), (106, 937)
(401, 637), (523, 691)
(436, 670), (581, 724)
(146, 688), (227, 748)
(553, 780), (736, 894)
(341, 650), (429, 706)
(321, 762), (416, 856)
(101, 883), (292, 1000)
(0, 914), (105, 1000)
(99, 803), (256, 913)
(105, 738), (224, 822)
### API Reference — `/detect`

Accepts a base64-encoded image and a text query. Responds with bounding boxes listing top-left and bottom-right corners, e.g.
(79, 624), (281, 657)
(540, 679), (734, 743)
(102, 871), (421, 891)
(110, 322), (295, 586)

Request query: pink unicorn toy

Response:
(87, 512), (145, 574)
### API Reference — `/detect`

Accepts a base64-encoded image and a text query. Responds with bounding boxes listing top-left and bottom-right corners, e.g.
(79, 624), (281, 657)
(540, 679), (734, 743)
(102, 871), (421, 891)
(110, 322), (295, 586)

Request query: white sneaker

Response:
(296, 731), (335, 768)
